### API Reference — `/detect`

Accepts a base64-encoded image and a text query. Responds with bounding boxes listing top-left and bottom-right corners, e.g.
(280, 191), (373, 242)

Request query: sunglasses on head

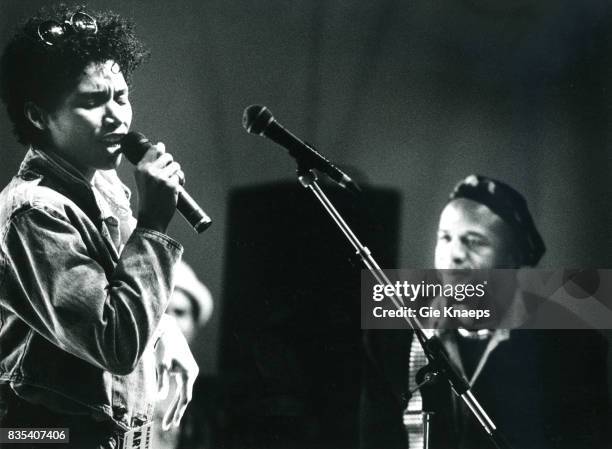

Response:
(37, 11), (97, 46)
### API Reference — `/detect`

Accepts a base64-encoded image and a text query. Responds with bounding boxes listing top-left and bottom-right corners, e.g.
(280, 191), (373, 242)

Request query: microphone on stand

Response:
(242, 105), (360, 193)
(121, 132), (212, 234)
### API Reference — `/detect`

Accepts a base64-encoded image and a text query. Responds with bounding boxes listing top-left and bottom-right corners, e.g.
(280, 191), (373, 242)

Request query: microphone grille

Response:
(242, 105), (273, 135)
(121, 131), (151, 164)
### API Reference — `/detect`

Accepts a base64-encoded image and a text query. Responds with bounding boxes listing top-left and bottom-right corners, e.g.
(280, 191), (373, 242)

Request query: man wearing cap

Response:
(360, 175), (610, 449)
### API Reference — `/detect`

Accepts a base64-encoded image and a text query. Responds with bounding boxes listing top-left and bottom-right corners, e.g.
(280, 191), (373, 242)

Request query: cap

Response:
(449, 174), (545, 266)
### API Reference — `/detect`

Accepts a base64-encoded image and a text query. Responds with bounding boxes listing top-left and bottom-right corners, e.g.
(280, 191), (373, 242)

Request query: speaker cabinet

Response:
(219, 182), (400, 449)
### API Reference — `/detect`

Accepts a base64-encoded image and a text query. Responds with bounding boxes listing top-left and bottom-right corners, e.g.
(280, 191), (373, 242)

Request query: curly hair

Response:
(0, 4), (150, 146)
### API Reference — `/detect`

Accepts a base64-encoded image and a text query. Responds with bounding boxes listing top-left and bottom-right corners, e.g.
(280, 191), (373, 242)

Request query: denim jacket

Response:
(0, 148), (183, 431)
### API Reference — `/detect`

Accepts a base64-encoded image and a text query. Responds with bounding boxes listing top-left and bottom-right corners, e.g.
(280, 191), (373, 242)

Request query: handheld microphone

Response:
(242, 105), (359, 193)
(121, 132), (212, 234)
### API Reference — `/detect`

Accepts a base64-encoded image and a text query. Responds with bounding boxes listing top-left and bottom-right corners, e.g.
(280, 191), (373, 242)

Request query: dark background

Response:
(2, 0), (612, 443)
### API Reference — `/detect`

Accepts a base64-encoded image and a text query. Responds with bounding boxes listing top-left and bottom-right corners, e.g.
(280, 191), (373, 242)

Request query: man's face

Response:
(435, 198), (517, 270)
(42, 60), (132, 180)
(434, 198), (519, 326)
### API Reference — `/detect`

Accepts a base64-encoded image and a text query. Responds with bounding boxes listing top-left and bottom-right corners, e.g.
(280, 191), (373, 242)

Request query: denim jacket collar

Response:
(19, 148), (135, 249)
(19, 147), (91, 190)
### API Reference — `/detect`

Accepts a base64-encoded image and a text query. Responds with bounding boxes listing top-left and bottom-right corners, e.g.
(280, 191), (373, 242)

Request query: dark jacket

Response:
(361, 328), (611, 449)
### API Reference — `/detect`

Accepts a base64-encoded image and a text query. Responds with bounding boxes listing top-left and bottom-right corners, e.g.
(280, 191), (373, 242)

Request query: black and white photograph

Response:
(0, 1), (611, 448)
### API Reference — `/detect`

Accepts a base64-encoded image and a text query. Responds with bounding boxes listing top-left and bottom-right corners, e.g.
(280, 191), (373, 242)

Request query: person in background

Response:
(168, 261), (214, 344)
(154, 260), (214, 449)
(360, 174), (610, 449)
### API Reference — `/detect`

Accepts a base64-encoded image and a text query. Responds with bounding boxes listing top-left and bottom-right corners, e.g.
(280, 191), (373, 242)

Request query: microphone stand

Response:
(294, 163), (512, 449)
